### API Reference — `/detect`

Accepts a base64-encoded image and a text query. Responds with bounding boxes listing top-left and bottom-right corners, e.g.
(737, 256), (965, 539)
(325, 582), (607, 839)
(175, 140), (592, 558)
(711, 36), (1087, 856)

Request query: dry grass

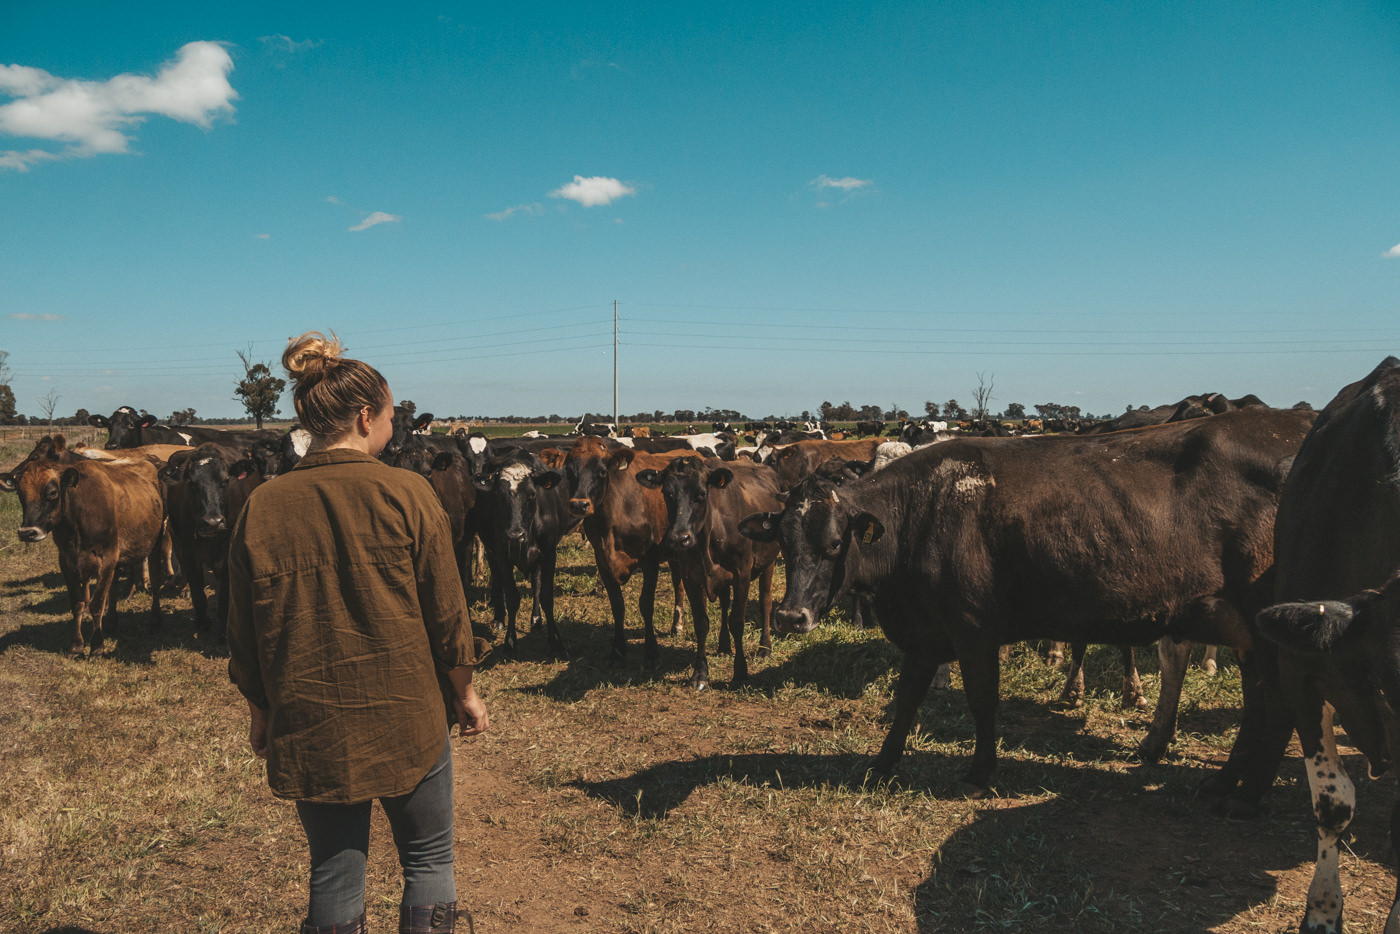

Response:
(1, 435), (1397, 932)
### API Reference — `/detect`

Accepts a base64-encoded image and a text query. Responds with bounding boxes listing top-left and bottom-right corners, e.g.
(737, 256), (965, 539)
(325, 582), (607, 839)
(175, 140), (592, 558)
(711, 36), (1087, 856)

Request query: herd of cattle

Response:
(3, 363), (1400, 933)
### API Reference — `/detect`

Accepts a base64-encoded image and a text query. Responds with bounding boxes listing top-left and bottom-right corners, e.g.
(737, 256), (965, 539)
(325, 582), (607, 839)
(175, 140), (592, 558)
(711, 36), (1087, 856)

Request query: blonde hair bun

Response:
(283, 331), (346, 385)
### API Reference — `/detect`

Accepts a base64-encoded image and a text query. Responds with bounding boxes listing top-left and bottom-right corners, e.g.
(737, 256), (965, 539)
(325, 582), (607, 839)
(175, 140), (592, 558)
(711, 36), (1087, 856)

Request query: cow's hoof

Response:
(755, 645), (771, 659)
(1201, 659), (1218, 677)
(1053, 694), (1084, 710)
(691, 677), (708, 692)
(1123, 694), (1149, 710)
(1136, 739), (1167, 764)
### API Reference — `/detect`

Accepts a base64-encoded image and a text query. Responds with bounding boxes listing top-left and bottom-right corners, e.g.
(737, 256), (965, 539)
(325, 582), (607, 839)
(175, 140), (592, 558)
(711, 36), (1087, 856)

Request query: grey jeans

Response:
(295, 735), (456, 925)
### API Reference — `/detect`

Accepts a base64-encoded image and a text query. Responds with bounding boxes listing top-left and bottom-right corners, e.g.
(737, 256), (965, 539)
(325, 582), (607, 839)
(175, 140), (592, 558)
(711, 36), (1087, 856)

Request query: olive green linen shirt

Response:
(226, 448), (478, 804)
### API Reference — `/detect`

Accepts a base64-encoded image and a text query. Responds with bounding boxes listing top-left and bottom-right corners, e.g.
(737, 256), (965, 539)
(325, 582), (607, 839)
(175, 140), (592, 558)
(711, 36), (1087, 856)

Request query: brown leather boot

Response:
(300, 912), (367, 934)
(399, 901), (472, 934)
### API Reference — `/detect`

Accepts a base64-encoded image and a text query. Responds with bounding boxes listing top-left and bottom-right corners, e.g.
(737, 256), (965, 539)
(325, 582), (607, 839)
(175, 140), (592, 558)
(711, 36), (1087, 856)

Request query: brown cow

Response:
(563, 437), (702, 668)
(762, 437), (886, 491)
(636, 457), (781, 689)
(2, 452), (169, 654)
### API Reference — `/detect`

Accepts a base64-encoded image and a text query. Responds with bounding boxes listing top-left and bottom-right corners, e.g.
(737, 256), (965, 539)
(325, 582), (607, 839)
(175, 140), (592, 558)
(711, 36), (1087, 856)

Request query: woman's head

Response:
(282, 331), (392, 443)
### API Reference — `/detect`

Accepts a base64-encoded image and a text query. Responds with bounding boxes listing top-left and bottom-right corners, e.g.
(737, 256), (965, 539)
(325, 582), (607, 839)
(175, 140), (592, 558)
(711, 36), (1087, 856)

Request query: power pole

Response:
(613, 299), (619, 428)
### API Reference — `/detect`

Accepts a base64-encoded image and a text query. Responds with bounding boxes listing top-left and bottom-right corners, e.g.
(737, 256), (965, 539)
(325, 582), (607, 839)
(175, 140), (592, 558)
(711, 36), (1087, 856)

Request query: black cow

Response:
(160, 444), (261, 635)
(740, 407), (1314, 795)
(853, 420), (885, 438)
(1253, 357), (1400, 934)
(636, 457), (780, 689)
(473, 449), (578, 659)
(90, 406), (278, 451)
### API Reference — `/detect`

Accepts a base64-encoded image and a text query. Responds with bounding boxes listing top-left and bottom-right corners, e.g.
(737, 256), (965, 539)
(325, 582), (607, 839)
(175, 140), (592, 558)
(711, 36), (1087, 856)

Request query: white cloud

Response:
(259, 35), (322, 54)
(550, 175), (636, 208)
(486, 202), (544, 221)
(1384, 243), (1400, 258)
(254, 233), (270, 239)
(9, 312), (65, 321)
(349, 211), (401, 232)
(0, 41), (237, 171)
(811, 175), (873, 191)
(325, 195), (342, 205)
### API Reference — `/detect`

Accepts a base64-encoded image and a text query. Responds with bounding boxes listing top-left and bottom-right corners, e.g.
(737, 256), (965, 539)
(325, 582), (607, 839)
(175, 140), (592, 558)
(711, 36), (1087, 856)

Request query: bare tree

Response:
(971, 372), (996, 420)
(37, 388), (61, 429)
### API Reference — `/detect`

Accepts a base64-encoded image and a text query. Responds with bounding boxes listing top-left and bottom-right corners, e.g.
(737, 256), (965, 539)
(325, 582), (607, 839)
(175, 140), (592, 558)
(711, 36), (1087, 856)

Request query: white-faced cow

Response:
(1254, 356), (1400, 934)
(740, 407), (1314, 796)
(472, 448), (578, 659)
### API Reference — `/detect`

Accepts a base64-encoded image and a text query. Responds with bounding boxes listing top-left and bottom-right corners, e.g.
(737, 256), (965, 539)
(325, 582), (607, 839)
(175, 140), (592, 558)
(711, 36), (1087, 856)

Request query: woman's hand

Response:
(447, 666), (489, 737)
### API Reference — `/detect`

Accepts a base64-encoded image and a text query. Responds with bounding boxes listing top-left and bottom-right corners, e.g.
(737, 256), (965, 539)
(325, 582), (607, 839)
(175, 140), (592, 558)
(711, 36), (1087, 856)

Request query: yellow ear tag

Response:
(862, 524), (875, 545)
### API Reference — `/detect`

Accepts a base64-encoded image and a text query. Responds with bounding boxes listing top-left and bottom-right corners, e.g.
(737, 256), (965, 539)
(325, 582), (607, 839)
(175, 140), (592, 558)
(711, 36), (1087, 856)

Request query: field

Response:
(2, 433), (1397, 933)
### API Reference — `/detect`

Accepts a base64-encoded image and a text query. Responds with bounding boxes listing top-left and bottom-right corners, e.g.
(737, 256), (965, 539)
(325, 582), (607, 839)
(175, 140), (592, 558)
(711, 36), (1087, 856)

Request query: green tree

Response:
(0, 384), (15, 424)
(234, 347), (286, 429)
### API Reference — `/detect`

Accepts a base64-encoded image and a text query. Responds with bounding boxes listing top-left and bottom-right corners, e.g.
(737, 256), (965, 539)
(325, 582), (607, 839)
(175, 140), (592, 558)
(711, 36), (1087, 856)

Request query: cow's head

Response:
(564, 438), (622, 519)
(93, 406), (156, 449)
(8, 461), (76, 543)
(636, 458), (732, 551)
(1258, 571), (1400, 777)
(475, 452), (560, 557)
(162, 447), (239, 538)
(740, 468), (883, 634)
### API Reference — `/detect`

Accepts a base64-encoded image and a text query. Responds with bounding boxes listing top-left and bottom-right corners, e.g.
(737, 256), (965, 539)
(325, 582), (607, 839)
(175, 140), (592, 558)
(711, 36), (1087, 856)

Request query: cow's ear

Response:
(61, 467), (81, 489)
(609, 448), (637, 471)
(0, 472), (14, 493)
(230, 459), (258, 482)
(158, 462), (183, 483)
(849, 512), (884, 546)
(139, 414), (159, 428)
(412, 413), (434, 431)
(534, 470), (563, 490)
(777, 447), (797, 461)
(738, 512), (780, 542)
(843, 459), (870, 478)
(707, 467), (734, 489)
(1257, 601), (1364, 654)
(635, 468), (662, 489)
(432, 452), (455, 472)
(539, 448), (566, 469)
(471, 474), (494, 493)
(89, 415), (110, 428)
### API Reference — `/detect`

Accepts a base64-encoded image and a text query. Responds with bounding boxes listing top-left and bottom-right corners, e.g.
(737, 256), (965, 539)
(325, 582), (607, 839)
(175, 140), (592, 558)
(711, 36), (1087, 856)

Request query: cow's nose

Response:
(569, 498), (593, 518)
(774, 607), (816, 634)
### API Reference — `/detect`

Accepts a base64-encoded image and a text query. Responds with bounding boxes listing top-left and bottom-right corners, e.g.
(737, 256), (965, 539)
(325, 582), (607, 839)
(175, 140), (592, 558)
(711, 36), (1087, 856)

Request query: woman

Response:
(228, 332), (488, 934)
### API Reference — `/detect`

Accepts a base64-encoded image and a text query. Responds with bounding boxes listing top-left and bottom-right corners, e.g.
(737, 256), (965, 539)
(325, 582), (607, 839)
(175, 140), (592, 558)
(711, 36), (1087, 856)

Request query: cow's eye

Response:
(827, 538), (842, 554)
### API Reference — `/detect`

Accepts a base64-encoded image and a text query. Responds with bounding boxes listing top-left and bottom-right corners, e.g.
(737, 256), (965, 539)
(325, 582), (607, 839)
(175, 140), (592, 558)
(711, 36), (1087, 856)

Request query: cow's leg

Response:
(932, 662), (953, 690)
(1120, 645), (1147, 709)
(601, 567), (631, 664)
(638, 552), (662, 671)
(1210, 643), (1295, 815)
(1046, 641), (1067, 667)
(88, 560), (118, 656)
(686, 578), (712, 691)
(147, 548), (165, 633)
(1138, 637), (1191, 762)
(182, 546), (209, 630)
(500, 559), (522, 656)
(871, 654), (945, 778)
(729, 574), (753, 687)
(1199, 644), (1219, 677)
(958, 644), (1002, 795)
(755, 563), (774, 659)
(1386, 798), (1400, 934)
(62, 564), (88, 656)
(1297, 703), (1354, 934)
(1057, 642), (1088, 708)
(717, 585), (734, 655)
(537, 545), (567, 661)
(669, 566), (685, 636)
(484, 547), (508, 634)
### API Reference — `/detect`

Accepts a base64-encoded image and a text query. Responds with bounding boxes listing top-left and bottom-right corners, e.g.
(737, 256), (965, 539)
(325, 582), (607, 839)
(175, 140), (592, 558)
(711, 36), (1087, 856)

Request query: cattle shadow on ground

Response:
(39, 927), (105, 934)
(0, 605), (227, 665)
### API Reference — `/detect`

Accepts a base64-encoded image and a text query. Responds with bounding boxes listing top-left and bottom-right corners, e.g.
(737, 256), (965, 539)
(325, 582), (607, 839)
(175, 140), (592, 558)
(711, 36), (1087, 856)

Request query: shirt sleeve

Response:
(225, 504), (270, 709)
(410, 479), (479, 671)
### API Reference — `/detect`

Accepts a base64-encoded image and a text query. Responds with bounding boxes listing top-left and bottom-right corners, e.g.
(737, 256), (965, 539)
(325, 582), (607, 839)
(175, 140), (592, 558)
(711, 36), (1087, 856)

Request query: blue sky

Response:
(2, 2), (1397, 422)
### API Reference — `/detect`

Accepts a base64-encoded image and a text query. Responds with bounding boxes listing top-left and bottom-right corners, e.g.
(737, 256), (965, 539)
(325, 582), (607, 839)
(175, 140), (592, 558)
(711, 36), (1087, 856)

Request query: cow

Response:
(472, 449), (578, 659)
(159, 444), (261, 635)
(1250, 357), (1400, 934)
(89, 407), (279, 451)
(246, 426), (311, 479)
(563, 437), (702, 668)
(390, 436), (484, 595)
(764, 438), (887, 491)
(739, 407), (1314, 795)
(381, 407), (456, 461)
(1, 451), (169, 655)
(635, 457), (781, 689)
(851, 420), (884, 438)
